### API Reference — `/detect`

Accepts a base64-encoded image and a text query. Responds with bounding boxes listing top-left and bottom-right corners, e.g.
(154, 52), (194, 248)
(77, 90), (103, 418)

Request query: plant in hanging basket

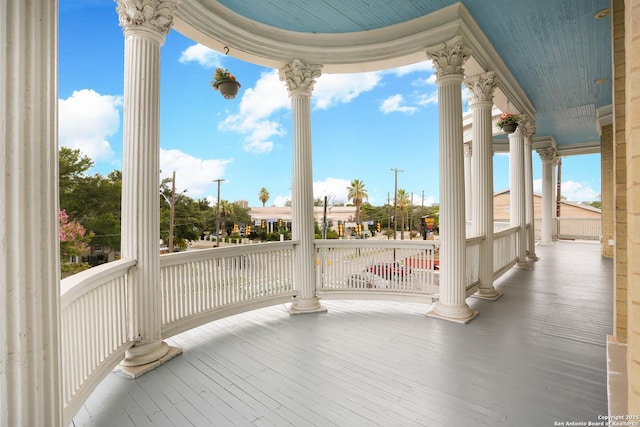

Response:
(496, 112), (521, 132)
(211, 67), (236, 87)
(211, 67), (241, 99)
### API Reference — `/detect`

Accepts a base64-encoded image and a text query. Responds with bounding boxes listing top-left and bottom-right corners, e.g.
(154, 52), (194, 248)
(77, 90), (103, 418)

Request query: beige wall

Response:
(613, 0), (628, 345)
(493, 192), (600, 221)
(601, 123), (614, 259)
(624, 0), (640, 414)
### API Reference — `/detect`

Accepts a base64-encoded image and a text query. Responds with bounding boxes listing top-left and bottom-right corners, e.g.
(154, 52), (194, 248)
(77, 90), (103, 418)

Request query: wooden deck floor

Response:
(70, 241), (613, 427)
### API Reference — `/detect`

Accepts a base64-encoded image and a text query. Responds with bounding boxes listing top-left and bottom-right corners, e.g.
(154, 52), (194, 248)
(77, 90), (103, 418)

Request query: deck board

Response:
(70, 241), (612, 426)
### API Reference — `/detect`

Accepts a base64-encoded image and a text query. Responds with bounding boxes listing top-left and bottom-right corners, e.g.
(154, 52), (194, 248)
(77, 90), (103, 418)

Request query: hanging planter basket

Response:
(213, 80), (241, 99)
(496, 112), (520, 134)
(211, 67), (241, 100)
(501, 122), (518, 134)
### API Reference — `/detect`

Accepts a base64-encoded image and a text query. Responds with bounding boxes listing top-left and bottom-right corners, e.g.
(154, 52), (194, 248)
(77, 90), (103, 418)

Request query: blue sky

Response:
(58, 1), (601, 208)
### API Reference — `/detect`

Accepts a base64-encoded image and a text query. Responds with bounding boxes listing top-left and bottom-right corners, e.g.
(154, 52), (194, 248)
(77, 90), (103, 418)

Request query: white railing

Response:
(60, 234), (525, 425)
(493, 225), (519, 280)
(160, 242), (296, 338)
(557, 217), (601, 240)
(465, 236), (483, 295)
(60, 259), (136, 426)
(494, 220), (511, 232)
(315, 239), (439, 302)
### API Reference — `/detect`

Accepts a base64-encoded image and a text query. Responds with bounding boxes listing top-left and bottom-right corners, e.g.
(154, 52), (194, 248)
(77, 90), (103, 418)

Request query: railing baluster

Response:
(61, 259), (136, 425)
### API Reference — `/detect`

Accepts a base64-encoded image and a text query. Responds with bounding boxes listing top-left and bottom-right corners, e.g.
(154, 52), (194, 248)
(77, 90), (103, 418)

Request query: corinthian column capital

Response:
(537, 147), (557, 163)
(279, 59), (322, 96)
(464, 71), (497, 105)
(425, 36), (469, 79)
(519, 116), (536, 139)
(116, 0), (178, 35)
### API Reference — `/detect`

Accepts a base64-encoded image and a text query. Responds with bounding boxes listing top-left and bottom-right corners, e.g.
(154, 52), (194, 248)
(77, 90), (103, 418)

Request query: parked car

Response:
(347, 272), (389, 289)
(366, 261), (412, 279)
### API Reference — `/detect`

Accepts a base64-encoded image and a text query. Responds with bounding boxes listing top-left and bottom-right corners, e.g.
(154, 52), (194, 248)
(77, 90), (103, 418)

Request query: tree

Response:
(347, 179), (368, 224)
(59, 209), (93, 275)
(259, 187), (270, 207)
(82, 171), (122, 258)
(214, 200), (236, 237)
(59, 147), (94, 218)
(59, 148), (122, 264)
(396, 189), (410, 240)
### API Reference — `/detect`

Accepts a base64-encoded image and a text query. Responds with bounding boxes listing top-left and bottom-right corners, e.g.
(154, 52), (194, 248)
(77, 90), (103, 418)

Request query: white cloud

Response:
(313, 177), (351, 204)
(219, 69), (289, 154)
(416, 91), (438, 106)
(58, 89), (122, 162)
(533, 178), (543, 194)
(273, 194), (291, 207)
(380, 94), (418, 114)
(269, 177), (350, 207)
(313, 72), (382, 110)
(411, 193), (435, 206)
(560, 180), (599, 202)
(160, 148), (233, 197)
(179, 43), (223, 69)
(532, 178), (597, 201)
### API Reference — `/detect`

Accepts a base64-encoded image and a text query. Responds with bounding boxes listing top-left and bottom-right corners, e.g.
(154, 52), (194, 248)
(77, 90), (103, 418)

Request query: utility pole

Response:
(409, 191), (413, 239)
(213, 178), (225, 247)
(169, 171), (176, 253)
(387, 191), (391, 239)
(322, 195), (328, 239)
(391, 168), (403, 240)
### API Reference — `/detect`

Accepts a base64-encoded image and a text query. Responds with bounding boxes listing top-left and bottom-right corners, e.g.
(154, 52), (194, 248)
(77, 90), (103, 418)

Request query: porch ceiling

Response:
(173, 0), (612, 152)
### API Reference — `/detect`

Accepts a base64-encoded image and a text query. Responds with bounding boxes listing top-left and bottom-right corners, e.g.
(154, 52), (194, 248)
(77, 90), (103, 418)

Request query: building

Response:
(249, 205), (360, 234)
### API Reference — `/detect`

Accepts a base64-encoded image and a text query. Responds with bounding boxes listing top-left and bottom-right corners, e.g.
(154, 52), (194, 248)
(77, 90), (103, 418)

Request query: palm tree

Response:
(347, 179), (368, 224)
(396, 189), (411, 240)
(214, 200), (235, 238)
(258, 187), (270, 207)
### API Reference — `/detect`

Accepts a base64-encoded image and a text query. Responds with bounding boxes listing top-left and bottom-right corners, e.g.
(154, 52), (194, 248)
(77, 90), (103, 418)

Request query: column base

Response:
(472, 288), (503, 301)
(116, 342), (182, 379)
(517, 260), (532, 269)
(538, 240), (554, 245)
(288, 296), (327, 314)
(526, 253), (540, 262)
(426, 301), (478, 324)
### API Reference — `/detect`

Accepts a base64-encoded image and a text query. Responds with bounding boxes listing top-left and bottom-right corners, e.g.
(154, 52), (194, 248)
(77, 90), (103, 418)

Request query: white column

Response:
(1, 1), (61, 425)
(116, 0), (181, 376)
(464, 142), (473, 228)
(279, 60), (326, 314)
(537, 148), (557, 244)
(509, 126), (531, 268)
(426, 37), (477, 323)
(520, 118), (539, 261)
(552, 157), (560, 240)
(465, 72), (502, 300)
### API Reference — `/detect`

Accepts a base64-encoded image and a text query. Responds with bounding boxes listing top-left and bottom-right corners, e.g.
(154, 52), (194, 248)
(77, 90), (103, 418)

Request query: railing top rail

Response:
(160, 240), (297, 267)
(60, 258), (136, 307)
(465, 235), (485, 245)
(314, 239), (439, 249)
(494, 225), (520, 239)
